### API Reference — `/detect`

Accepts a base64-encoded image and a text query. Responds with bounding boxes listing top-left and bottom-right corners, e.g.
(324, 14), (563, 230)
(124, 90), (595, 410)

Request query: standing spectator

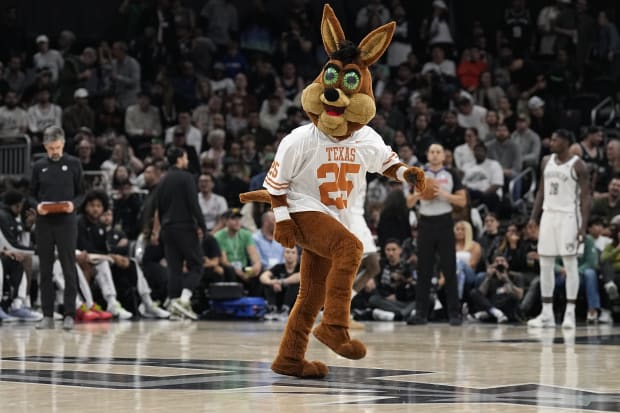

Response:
(498, 0), (533, 53)
(57, 47), (99, 107)
(253, 211), (284, 271)
(377, 187), (411, 250)
(33, 34), (64, 84)
(62, 88), (95, 138)
(528, 129), (590, 329)
(125, 91), (162, 155)
(355, 0), (391, 36)
(259, 93), (291, 136)
(456, 48), (487, 91)
(407, 144), (467, 325)
(536, 0), (560, 58)
(421, 1), (454, 49)
(594, 11), (620, 79)
(164, 111), (202, 155)
(528, 96), (556, 154)
(111, 41), (141, 109)
(31, 126), (82, 330)
(511, 114), (541, 169)
(154, 147), (206, 320)
(570, 126), (605, 190)
(0, 90), (28, 137)
(197, 173), (228, 232)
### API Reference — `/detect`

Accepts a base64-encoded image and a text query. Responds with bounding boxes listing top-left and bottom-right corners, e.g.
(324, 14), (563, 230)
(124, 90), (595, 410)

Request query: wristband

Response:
(273, 206), (291, 222)
(396, 166), (408, 182)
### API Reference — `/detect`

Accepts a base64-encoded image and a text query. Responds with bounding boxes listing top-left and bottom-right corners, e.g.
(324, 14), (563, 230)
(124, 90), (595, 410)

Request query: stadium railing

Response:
(0, 135), (31, 177)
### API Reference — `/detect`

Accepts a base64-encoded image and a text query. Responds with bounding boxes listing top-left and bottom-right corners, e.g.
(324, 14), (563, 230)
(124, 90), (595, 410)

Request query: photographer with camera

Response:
(467, 253), (524, 323)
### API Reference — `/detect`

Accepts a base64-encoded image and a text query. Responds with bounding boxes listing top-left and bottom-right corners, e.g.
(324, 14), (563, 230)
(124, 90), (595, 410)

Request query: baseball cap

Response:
(74, 88), (89, 98)
(222, 208), (243, 219)
(36, 34), (49, 44)
(528, 96), (545, 110)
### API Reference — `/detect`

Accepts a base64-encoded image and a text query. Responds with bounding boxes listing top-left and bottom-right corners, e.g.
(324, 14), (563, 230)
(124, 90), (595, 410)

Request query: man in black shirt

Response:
(155, 147), (206, 320)
(31, 126), (82, 330)
(259, 247), (301, 318)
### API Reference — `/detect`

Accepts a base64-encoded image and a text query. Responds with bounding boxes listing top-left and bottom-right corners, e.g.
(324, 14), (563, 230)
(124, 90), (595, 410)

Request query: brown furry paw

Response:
(271, 356), (329, 378)
(312, 323), (367, 360)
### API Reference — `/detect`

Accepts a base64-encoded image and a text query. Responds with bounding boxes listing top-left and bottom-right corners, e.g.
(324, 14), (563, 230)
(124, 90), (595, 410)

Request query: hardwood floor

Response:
(1, 320), (619, 412)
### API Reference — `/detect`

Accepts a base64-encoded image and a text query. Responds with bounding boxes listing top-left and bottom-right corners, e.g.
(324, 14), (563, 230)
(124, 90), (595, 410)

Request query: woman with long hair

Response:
(454, 220), (482, 298)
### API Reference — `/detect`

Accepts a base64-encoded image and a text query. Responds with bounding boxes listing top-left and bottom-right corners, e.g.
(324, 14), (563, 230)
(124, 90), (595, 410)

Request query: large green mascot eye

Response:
(323, 66), (339, 86)
(342, 71), (360, 90)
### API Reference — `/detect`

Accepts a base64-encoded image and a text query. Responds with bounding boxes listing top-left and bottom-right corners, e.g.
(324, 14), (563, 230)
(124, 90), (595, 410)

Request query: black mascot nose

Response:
(323, 88), (339, 102)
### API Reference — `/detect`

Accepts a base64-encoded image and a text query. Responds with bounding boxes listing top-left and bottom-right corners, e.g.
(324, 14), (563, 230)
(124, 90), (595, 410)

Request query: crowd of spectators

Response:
(1, 0), (620, 324)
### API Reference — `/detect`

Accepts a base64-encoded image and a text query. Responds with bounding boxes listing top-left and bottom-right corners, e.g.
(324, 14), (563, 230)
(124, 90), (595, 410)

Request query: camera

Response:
(496, 264), (506, 273)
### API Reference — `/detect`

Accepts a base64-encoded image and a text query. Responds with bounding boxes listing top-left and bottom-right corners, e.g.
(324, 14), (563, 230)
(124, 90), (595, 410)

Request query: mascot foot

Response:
(271, 356), (329, 378)
(312, 323), (367, 360)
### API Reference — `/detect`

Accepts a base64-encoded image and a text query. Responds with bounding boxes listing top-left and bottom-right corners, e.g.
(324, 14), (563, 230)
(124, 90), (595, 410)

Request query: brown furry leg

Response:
(271, 249), (331, 378)
(293, 212), (366, 360)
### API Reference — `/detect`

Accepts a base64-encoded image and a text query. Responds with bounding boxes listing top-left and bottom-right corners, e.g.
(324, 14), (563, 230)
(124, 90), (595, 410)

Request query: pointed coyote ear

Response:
(321, 4), (346, 57)
(358, 22), (396, 67)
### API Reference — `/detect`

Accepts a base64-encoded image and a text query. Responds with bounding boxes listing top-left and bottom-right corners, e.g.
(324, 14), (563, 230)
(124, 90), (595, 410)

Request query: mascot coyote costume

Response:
(240, 4), (426, 378)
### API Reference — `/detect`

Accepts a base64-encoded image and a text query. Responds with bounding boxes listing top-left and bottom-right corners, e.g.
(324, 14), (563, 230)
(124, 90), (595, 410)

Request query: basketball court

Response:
(1, 320), (619, 412)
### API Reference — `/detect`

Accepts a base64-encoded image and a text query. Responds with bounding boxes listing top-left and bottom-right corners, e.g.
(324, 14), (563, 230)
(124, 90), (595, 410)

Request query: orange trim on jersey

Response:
(382, 152), (398, 165)
(265, 176), (289, 190)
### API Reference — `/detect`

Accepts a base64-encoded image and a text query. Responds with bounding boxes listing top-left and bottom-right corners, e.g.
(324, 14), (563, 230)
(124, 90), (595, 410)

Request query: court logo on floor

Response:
(1, 356), (619, 411)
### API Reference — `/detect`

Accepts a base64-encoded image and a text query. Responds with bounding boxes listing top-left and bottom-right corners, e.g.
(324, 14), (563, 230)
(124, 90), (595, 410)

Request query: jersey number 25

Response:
(317, 163), (361, 209)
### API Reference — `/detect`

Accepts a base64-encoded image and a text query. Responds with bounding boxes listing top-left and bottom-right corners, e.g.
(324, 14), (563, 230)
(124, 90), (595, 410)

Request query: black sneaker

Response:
(449, 316), (463, 326)
(406, 315), (428, 325)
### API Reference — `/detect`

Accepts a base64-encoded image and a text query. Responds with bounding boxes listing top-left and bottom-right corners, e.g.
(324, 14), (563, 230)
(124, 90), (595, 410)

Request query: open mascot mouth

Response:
(323, 104), (345, 117)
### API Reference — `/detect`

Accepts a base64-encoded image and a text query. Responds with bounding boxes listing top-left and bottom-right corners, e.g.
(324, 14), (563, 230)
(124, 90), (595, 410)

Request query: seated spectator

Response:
(164, 111), (202, 156)
(468, 253), (524, 323)
(124, 91), (162, 156)
(398, 143), (418, 167)
(62, 88), (95, 138)
(437, 109), (465, 151)
(377, 187), (411, 250)
(527, 96), (556, 154)
(259, 247), (301, 317)
(143, 138), (166, 165)
(409, 113), (436, 161)
(239, 111), (274, 151)
(456, 91), (488, 138)
(591, 177), (620, 224)
(595, 139), (620, 197)
(422, 45), (456, 78)
(588, 216), (612, 253)
(453, 127), (478, 172)
(511, 114), (541, 170)
(57, 47), (99, 107)
(217, 159), (249, 208)
(166, 127), (200, 175)
(570, 126), (605, 190)
(486, 123), (522, 190)
(253, 211), (284, 271)
(259, 93), (291, 135)
(111, 41), (141, 109)
(95, 93), (125, 135)
(496, 222), (528, 272)
(497, 96), (516, 132)
(101, 142), (144, 182)
(455, 220), (482, 297)
(479, 213), (502, 266)
(461, 143), (503, 213)
(75, 138), (101, 171)
(27, 87), (62, 146)
(112, 178), (143, 240)
(4, 56), (26, 96)
(33, 34), (64, 84)
(0, 90), (28, 137)
(363, 239), (416, 322)
(474, 71), (505, 111)
(197, 173), (228, 232)
(226, 97), (249, 138)
(456, 48), (487, 91)
(599, 223), (620, 312)
(240, 134), (262, 177)
(214, 208), (262, 295)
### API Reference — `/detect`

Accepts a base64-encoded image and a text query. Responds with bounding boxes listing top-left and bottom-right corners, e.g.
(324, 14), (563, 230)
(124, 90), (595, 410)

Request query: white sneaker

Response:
(474, 311), (490, 321)
(598, 309), (613, 324)
(562, 311), (576, 329)
(372, 308), (395, 321)
(108, 302), (133, 320)
(527, 313), (556, 328)
(53, 312), (64, 321)
(169, 299), (198, 321)
(139, 303), (170, 319)
(496, 312), (509, 324)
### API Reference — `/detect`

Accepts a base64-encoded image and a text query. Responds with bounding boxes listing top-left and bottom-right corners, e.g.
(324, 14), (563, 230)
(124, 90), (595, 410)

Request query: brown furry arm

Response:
(239, 190), (272, 205)
(270, 194), (299, 248)
(383, 163), (426, 192)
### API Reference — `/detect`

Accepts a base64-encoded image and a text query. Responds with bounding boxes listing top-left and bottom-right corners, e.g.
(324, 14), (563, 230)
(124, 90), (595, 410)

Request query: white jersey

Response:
(542, 154), (580, 214)
(264, 123), (401, 228)
(343, 178), (378, 254)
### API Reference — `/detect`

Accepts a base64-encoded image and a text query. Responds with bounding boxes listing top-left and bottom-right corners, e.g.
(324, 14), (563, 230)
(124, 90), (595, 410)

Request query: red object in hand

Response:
(39, 202), (73, 214)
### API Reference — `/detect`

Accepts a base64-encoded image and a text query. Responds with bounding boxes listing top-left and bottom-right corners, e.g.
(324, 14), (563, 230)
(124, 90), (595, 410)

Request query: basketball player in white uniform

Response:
(528, 129), (590, 329)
